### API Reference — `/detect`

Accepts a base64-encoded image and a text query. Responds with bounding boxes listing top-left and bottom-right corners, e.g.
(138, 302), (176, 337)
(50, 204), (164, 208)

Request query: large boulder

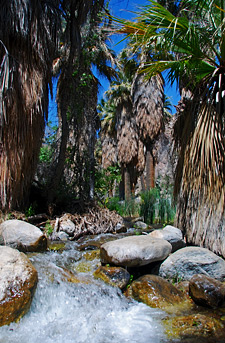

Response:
(100, 235), (172, 267)
(189, 274), (225, 308)
(0, 246), (38, 326)
(0, 219), (47, 252)
(149, 225), (185, 252)
(159, 247), (225, 281)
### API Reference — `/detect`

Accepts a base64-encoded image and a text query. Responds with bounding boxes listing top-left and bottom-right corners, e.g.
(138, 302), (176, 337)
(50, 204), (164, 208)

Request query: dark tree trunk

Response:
(146, 146), (155, 190)
(124, 165), (131, 201)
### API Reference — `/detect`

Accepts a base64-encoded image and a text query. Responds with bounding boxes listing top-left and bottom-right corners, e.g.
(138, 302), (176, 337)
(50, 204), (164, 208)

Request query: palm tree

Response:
(99, 50), (143, 201)
(98, 98), (118, 170)
(46, 1), (118, 207)
(115, 0), (225, 256)
(0, 0), (60, 210)
(132, 68), (164, 190)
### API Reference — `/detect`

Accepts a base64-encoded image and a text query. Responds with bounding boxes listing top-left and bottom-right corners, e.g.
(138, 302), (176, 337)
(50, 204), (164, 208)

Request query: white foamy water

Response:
(0, 244), (167, 343)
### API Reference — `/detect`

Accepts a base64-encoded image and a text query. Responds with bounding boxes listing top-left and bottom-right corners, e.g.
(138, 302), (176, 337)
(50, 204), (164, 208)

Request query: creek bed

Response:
(0, 236), (224, 343)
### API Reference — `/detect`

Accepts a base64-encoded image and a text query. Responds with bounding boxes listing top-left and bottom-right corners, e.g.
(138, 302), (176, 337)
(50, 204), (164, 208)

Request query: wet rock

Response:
(163, 313), (224, 340)
(189, 274), (225, 308)
(176, 280), (190, 297)
(0, 246), (38, 326)
(94, 266), (130, 289)
(47, 241), (66, 252)
(126, 274), (191, 313)
(77, 235), (117, 251)
(83, 250), (100, 261)
(0, 219), (47, 252)
(159, 247), (225, 281)
(100, 235), (172, 267)
(61, 268), (90, 285)
(149, 225), (185, 252)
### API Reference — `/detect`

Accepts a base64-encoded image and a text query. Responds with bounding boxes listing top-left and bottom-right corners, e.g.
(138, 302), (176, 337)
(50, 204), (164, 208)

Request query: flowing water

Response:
(0, 238), (168, 343)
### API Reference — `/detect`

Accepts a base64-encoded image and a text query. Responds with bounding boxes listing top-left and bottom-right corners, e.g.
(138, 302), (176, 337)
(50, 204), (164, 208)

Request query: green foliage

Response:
(95, 165), (121, 199)
(126, 274), (134, 289)
(45, 220), (53, 237)
(171, 273), (183, 285)
(140, 188), (159, 225)
(105, 196), (139, 217)
(140, 187), (176, 225)
(39, 146), (53, 163)
(122, 198), (139, 217)
(105, 176), (176, 224)
(39, 121), (57, 163)
(25, 204), (36, 218)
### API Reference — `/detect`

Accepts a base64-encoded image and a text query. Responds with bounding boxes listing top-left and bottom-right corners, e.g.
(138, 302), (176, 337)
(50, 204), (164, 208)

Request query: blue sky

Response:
(99, 0), (180, 113)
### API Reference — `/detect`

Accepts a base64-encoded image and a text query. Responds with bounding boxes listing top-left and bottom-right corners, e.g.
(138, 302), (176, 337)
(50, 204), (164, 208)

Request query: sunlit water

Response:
(0, 242), (167, 343)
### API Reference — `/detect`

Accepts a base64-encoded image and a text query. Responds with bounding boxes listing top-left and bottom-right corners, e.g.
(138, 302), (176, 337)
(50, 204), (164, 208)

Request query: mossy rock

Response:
(48, 241), (66, 252)
(0, 246), (38, 326)
(94, 266), (130, 289)
(61, 268), (90, 285)
(164, 313), (225, 339)
(126, 274), (193, 314)
(83, 250), (100, 261)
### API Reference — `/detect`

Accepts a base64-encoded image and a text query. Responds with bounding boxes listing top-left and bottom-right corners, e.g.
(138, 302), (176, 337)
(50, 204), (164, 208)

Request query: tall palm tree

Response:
(115, 0), (225, 256)
(47, 4), (118, 207)
(99, 50), (143, 201)
(132, 68), (164, 190)
(0, 0), (60, 210)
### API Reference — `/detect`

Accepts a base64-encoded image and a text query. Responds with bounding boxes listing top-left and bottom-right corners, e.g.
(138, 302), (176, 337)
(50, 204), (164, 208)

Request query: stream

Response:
(0, 233), (224, 343)
(0, 235), (168, 343)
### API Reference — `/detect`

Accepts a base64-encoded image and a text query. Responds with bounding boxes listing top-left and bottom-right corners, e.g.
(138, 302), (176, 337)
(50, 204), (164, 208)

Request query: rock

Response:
(0, 220), (47, 252)
(57, 231), (70, 241)
(83, 250), (100, 261)
(0, 246), (38, 326)
(114, 223), (127, 233)
(134, 221), (148, 230)
(159, 246), (225, 281)
(59, 216), (75, 236)
(47, 241), (66, 252)
(94, 266), (130, 289)
(100, 235), (172, 267)
(149, 225), (185, 252)
(163, 313), (224, 339)
(126, 274), (191, 313)
(189, 274), (225, 308)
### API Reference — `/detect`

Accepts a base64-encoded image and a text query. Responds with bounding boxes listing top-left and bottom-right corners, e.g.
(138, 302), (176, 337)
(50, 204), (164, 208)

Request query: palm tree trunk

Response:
(47, 84), (69, 206)
(140, 174), (146, 192)
(124, 165), (131, 201)
(146, 146), (155, 190)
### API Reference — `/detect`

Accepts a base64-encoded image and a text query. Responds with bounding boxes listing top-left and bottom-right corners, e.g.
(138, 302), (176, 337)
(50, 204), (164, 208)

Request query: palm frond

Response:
(183, 102), (224, 200)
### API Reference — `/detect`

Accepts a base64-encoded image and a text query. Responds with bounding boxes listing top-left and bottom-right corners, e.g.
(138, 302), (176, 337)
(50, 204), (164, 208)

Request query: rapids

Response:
(0, 240), (167, 343)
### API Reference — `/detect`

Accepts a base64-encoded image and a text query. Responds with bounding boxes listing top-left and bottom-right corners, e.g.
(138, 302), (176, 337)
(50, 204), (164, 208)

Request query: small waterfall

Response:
(0, 242), (167, 343)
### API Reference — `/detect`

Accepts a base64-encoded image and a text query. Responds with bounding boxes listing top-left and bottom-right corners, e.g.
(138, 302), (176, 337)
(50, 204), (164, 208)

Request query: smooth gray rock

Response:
(57, 231), (70, 241)
(100, 235), (172, 267)
(149, 225), (186, 252)
(134, 221), (148, 230)
(159, 247), (225, 281)
(0, 246), (38, 326)
(0, 219), (47, 252)
(59, 218), (75, 236)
